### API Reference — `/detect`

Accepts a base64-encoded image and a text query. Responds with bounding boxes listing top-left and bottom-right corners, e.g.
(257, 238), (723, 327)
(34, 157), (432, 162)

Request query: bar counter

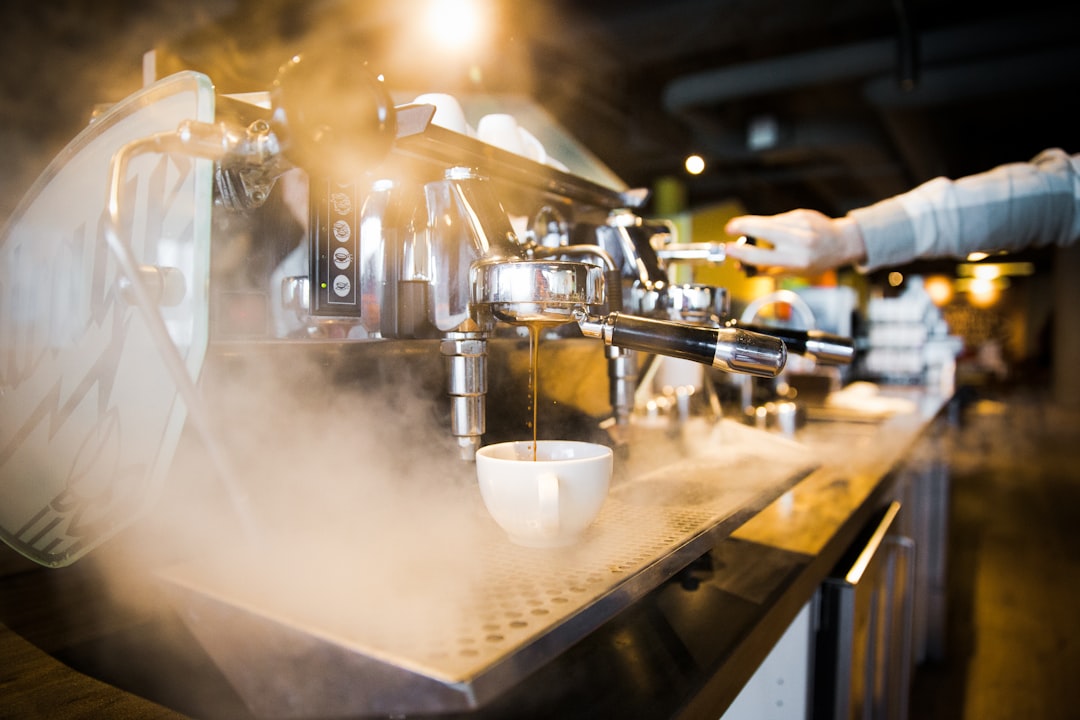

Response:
(0, 386), (952, 720)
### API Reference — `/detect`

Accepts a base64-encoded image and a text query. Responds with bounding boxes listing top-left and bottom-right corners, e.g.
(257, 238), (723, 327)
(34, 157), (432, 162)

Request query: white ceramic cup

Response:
(475, 440), (613, 548)
(476, 113), (525, 154)
(476, 113), (546, 163)
(516, 126), (547, 164)
(412, 93), (470, 135)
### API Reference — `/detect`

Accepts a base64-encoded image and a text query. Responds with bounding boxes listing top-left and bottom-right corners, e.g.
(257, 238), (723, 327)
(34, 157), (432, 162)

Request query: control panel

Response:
(310, 177), (361, 317)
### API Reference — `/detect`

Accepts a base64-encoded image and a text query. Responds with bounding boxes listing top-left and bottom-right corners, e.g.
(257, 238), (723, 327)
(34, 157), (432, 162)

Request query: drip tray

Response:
(158, 420), (818, 718)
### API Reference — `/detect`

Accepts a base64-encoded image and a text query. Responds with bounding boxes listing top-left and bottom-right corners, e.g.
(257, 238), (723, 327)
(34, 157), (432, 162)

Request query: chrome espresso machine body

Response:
(0, 47), (855, 568)
(193, 53), (804, 461)
(0, 50), (858, 717)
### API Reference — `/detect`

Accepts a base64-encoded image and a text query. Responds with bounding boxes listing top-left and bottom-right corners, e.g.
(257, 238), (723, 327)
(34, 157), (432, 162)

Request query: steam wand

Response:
(104, 132), (259, 541)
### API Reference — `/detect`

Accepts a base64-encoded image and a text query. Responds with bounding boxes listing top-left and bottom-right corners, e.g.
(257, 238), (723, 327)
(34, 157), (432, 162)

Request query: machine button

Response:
(330, 192), (351, 215)
(332, 246), (352, 270)
(333, 219), (351, 242)
(332, 274), (352, 297)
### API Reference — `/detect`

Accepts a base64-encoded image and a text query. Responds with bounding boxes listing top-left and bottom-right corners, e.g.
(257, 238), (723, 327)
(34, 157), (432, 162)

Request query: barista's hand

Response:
(723, 209), (867, 275)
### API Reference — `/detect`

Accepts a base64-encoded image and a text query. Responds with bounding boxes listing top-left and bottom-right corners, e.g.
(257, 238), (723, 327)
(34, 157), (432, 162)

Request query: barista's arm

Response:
(849, 147), (1080, 270)
(725, 148), (1080, 273)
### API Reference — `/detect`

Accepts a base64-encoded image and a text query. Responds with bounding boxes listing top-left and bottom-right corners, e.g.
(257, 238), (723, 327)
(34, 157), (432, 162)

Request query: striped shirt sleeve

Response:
(847, 148), (1080, 271)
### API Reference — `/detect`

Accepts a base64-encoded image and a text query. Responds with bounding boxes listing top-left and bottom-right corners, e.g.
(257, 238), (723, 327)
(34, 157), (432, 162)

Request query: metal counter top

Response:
(0, 387), (952, 720)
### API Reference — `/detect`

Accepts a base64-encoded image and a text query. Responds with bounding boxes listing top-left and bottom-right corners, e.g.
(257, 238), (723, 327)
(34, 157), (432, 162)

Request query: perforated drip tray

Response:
(158, 420), (818, 718)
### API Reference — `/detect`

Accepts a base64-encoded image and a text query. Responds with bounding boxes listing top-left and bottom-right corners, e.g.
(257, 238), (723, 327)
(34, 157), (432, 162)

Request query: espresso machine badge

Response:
(0, 72), (215, 567)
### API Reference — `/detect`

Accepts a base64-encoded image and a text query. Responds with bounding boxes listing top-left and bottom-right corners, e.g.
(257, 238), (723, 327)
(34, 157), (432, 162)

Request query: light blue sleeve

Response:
(848, 148), (1080, 271)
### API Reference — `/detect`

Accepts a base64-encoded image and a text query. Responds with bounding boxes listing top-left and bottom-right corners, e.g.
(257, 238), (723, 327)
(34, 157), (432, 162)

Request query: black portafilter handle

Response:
(575, 310), (787, 378)
(734, 323), (855, 365)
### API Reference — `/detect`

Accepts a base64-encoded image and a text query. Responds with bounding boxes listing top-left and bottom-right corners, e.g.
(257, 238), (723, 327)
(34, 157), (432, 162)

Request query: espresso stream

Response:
(528, 323), (540, 461)
(525, 321), (569, 460)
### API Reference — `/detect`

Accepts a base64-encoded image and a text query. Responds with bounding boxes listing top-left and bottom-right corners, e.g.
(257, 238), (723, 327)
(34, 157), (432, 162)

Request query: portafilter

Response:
(471, 261), (787, 378)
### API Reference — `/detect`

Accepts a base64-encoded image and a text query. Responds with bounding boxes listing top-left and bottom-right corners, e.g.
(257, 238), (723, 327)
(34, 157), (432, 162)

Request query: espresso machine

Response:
(182, 50), (822, 462)
(0, 48), (855, 717)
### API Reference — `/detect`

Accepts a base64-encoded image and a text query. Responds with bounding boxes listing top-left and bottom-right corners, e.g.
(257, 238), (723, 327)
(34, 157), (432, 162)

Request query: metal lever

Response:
(654, 236), (759, 276)
(575, 310), (786, 378)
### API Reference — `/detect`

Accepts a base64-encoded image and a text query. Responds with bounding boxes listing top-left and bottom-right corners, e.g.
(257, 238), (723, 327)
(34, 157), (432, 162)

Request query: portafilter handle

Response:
(575, 310), (787, 378)
(734, 323), (855, 365)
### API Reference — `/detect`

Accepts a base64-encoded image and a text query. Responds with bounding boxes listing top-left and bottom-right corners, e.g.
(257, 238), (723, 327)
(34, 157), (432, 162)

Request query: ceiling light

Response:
(954, 276), (1010, 308)
(424, 0), (486, 54)
(924, 275), (953, 306)
(684, 154), (705, 175)
(957, 261), (1034, 278)
(963, 277), (1003, 308)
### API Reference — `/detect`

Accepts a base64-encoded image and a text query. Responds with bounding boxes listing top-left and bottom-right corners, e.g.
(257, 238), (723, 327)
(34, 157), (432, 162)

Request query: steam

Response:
(98, 345), (490, 643)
